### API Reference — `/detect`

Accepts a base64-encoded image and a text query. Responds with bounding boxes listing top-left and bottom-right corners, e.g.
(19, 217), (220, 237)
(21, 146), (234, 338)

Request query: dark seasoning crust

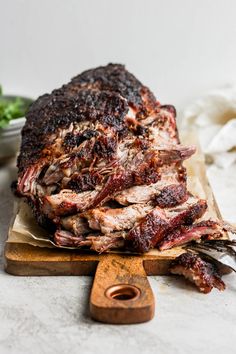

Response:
(18, 90), (128, 173)
(17, 64), (157, 174)
(16, 63), (227, 293)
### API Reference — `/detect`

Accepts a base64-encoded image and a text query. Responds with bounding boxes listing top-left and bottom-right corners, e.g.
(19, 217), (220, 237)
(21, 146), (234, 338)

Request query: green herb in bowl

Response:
(0, 86), (33, 128)
(0, 87), (34, 159)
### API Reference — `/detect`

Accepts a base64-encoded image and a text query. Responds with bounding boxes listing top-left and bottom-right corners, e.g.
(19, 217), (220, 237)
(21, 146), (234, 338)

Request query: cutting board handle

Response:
(90, 254), (155, 324)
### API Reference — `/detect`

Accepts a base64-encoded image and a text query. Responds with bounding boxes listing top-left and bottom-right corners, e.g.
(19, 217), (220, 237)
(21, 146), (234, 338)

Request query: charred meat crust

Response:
(66, 172), (103, 193)
(126, 199), (207, 253)
(153, 183), (188, 208)
(17, 89), (128, 174)
(182, 200), (208, 225)
(160, 105), (176, 117)
(17, 64), (159, 175)
(170, 252), (225, 293)
(126, 208), (168, 253)
(158, 220), (222, 251)
(69, 63), (158, 113)
(63, 129), (99, 151)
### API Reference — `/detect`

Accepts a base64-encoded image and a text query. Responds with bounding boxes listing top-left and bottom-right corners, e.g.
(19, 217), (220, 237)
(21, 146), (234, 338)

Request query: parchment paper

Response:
(7, 132), (219, 254)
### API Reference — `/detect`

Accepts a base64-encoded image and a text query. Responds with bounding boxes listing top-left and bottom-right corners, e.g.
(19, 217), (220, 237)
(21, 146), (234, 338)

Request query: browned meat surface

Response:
(17, 63), (222, 256)
(42, 190), (98, 218)
(114, 164), (186, 205)
(83, 203), (152, 234)
(125, 198), (207, 253)
(153, 183), (188, 208)
(158, 220), (222, 251)
(170, 252), (225, 293)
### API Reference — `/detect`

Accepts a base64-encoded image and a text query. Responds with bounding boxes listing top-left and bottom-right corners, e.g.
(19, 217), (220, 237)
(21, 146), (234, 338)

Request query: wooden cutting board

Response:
(4, 197), (222, 325)
(5, 195), (220, 324)
(5, 242), (185, 324)
(4, 133), (222, 324)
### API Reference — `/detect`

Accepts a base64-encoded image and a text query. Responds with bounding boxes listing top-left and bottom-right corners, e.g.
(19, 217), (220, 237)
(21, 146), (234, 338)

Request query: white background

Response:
(1, 0), (236, 110)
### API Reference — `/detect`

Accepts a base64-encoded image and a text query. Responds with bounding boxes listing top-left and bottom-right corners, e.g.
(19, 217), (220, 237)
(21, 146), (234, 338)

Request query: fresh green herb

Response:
(0, 86), (32, 128)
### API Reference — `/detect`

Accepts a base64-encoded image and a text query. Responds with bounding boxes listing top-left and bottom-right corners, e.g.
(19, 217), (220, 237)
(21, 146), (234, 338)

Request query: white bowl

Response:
(0, 117), (26, 159)
(0, 95), (33, 160)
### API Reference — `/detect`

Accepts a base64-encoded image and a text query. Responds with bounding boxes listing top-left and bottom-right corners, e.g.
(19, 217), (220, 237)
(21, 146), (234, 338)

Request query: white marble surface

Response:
(0, 162), (235, 354)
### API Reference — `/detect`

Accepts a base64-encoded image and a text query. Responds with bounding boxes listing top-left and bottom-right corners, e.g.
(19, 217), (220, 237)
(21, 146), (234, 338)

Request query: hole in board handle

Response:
(105, 284), (141, 301)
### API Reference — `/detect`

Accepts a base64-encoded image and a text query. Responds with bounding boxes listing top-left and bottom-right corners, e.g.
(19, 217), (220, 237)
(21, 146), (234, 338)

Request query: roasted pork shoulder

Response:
(17, 64), (223, 257)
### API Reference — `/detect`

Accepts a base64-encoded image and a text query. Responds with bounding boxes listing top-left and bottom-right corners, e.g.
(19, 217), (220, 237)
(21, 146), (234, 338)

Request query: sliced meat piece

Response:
(92, 145), (193, 208)
(169, 252), (225, 293)
(91, 169), (133, 208)
(83, 203), (153, 234)
(54, 230), (84, 247)
(114, 164), (186, 205)
(60, 214), (91, 236)
(114, 183), (161, 205)
(158, 220), (222, 251)
(54, 229), (125, 252)
(126, 197), (207, 253)
(80, 234), (125, 253)
(126, 207), (168, 253)
(165, 197), (207, 224)
(126, 145), (195, 171)
(153, 145), (196, 164)
(153, 183), (188, 208)
(91, 148), (168, 208)
(42, 189), (98, 218)
(17, 160), (46, 196)
(43, 170), (186, 220)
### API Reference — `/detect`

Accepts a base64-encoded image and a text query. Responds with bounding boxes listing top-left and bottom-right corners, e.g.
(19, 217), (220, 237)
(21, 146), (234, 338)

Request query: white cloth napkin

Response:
(182, 85), (236, 168)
